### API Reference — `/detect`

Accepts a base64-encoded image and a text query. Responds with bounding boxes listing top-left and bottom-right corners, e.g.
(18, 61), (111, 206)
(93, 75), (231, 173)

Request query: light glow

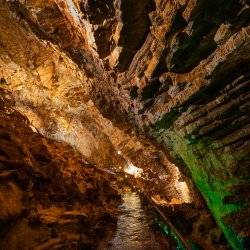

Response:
(124, 163), (143, 178)
(176, 181), (191, 203)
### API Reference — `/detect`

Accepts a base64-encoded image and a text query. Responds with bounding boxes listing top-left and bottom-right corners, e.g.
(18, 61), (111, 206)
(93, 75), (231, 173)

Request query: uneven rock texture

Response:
(89, 1), (250, 249)
(0, 88), (120, 250)
(0, 0), (249, 249)
(0, 0), (190, 207)
(0, 0), (115, 169)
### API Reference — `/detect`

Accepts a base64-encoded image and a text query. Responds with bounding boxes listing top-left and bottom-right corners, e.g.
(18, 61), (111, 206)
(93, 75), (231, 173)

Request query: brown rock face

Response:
(0, 0), (249, 249)
(0, 89), (120, 249)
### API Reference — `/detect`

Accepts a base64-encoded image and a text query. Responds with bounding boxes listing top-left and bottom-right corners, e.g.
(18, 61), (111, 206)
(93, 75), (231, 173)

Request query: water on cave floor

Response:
(104, 191), (170, 250)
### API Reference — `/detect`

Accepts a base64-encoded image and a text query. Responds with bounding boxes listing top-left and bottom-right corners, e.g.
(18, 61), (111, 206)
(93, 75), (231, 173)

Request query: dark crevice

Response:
(116, 0), (155, 71)
(129, 86), (139, 99)
(80, 0), (116, 58)
(141, 79), (161, 101)
(170, 0), (242, 73)
(152, 48), (169, 79)
(79, 0), (115, 25)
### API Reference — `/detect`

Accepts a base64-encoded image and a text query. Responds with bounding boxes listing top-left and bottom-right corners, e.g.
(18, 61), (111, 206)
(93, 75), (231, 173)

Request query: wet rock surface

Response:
(106, 191), (170, 250)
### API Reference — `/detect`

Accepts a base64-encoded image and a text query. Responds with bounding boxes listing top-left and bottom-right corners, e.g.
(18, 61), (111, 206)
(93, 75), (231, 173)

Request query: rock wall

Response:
(88, 1), (250, 248)
(0, 0), (192, 209)
(0, 0), (122, 169)
(0, 0), (249, 249)
(0, 88), (120, 249)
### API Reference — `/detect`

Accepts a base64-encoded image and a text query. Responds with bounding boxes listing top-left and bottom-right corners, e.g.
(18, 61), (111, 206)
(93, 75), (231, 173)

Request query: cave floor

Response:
(98, 190), (172, 250)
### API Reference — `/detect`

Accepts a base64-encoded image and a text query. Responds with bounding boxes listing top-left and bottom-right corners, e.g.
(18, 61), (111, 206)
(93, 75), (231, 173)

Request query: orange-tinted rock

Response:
(0, 89), (120, 249)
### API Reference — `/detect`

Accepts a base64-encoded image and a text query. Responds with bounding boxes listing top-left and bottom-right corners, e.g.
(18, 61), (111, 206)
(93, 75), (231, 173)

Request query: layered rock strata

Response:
(0, 0), (249, 249)
(88, 1), (250, 248)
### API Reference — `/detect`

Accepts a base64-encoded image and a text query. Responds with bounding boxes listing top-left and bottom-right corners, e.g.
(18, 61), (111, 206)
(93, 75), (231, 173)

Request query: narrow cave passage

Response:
(0, 96), (194, 249)
(0, 0), (249, 249)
